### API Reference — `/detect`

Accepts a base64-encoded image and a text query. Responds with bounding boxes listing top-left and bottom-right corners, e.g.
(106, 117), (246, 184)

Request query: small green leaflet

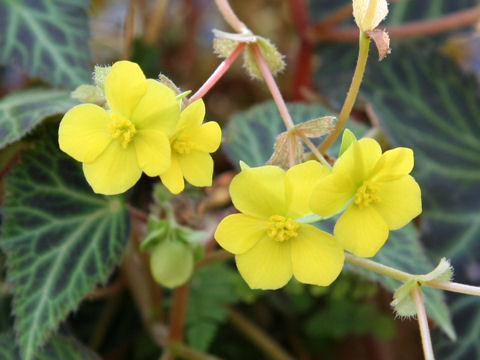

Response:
(0, 332), (101, 360)
(0, 125), (130, 360)
(0, 88), (78, 150)
(0, 0), (91, 88)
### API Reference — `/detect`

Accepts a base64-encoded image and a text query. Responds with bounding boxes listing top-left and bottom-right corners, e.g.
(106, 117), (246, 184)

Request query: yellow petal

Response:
(334, 204), (389, 257)
(83, 140), (142, 195)
(189, 122), (222, 153)
(230, 166), (286, 219)
(178, 150), (213, 187)
(236, 237), (292, 289)
(160, 153), (184, 194)
(310, 173), (355, 217)
(373, 175), (422, 230)
(177, 99), (205, 132)
(134, 130), (171, 176)
(371, 147), (414, 182)
(58, 104), (112, 163)
(334, 138), (382, 184)
(131, 79), (179, 136)
(353, 0), (389, 32)
(285, 161), (330, 219)
(215, 214), (266, 254)
(291, 224), (344, 286)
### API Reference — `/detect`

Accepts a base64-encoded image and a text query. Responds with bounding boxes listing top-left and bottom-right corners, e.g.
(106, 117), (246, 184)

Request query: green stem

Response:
(169, 341), (221, 360)
(344, 253), (412, 282)
(318, 33), (370, 153)
(228, 307), (294, 360)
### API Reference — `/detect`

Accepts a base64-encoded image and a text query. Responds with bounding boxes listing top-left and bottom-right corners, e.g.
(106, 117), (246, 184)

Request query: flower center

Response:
(109, 113), (136, 148)
(173, 138), (193, 154)
(354, 180), (382, 208)
(266, 215), (299, 242)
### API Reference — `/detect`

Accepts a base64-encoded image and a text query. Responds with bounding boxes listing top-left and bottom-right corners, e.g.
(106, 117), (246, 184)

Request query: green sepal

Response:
(71, 85), (105, 105)
(391, 258), (453, 318)
(239, 161), (251, 171)
(140, 218), (171, 252)
(243, 36), (285, 79)
(93, 65), (111, 92)
(212, 29), (256, 58)
(339, 129), (357, 157)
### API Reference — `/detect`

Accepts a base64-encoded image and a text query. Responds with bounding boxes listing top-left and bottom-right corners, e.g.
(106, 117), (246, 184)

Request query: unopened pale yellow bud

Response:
(353, 0), (388, 32)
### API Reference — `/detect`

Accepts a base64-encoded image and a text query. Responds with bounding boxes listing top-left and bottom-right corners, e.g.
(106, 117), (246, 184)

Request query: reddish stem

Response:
(189, 42), (247, 102)
(312, 6), (480, 42)
(168, 283), (190, 341)
(291, 41), (313, 100)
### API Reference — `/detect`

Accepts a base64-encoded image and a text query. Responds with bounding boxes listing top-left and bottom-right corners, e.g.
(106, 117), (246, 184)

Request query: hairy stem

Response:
(189, 42), (246, 102)
(318, 33), (370, 152)
(412, 288), (435, 360)
(345, 253), (412, 282)
(214, 0), (249, 33)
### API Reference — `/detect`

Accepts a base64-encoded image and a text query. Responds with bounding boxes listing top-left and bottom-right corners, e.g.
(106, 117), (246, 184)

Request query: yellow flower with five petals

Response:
(59, 61), (180, 195)
(160, 99), (221, 194)
(310, 138), (422, 257)
(215, 161), (345, 290)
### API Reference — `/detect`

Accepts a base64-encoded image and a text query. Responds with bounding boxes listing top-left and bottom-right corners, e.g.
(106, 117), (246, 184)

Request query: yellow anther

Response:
(354, 180), (382, 208)
(266, 215), (299, 242)
(109, 113), (136, 148)
(173, 138), (193, 154)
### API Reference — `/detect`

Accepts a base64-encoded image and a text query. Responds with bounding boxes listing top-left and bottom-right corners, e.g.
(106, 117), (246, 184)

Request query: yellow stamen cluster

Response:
(354, 180), (381, 208)
(173, 138), (193, 154)
(109, 113), (136, 148)
(266, 215), (299, 242)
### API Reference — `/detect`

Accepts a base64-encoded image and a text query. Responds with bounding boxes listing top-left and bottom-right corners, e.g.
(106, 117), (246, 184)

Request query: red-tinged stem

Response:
(312, 6), (480, 42)
(214, 0), (249, 33)
(412, 288), (435, 360)
(291, 41), (314, 100)
(288, 0), (310, 36)
(168, 283), (190, 342)
(189, 42), (246, 102)
(251, 43), (295, 130)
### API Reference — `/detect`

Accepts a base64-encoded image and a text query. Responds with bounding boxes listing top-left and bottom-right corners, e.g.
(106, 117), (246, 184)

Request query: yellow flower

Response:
(160, 99), (221, 194)
(310, 138), (422, 257)
(353, 0), (388, 32)
(215, 161), (345, 290)
(59, 61), (179, 195)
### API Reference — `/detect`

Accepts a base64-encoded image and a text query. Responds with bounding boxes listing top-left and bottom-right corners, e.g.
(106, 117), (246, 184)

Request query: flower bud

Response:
(353, 0), (388, 32)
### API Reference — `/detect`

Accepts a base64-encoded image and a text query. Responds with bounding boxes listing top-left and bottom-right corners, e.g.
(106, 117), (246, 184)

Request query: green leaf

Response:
(361, 45), (480, 356)
(0, 126), (130, 360)
(0, 0), (91, 88)
(0, 88), (78, 150)
(186, 263), (239, 351)
(222, 101), (368, 168)
(0, 332), (101, 360)
(436, 297), (480, 360)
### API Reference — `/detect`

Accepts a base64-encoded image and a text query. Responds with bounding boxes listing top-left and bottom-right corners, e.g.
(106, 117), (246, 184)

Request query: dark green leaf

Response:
(0, 88), (78, 150)
(0, 332), (101, 360)
(0, 0), (91, 88)
(362, 45), (480, 358)
(186, 263), (239, 351)
(222, 101), (368, 167)
(0, 126), (130, 360)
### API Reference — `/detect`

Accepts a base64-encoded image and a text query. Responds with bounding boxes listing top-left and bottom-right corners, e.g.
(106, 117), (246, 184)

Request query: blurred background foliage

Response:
(0, 0), (479, 359)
